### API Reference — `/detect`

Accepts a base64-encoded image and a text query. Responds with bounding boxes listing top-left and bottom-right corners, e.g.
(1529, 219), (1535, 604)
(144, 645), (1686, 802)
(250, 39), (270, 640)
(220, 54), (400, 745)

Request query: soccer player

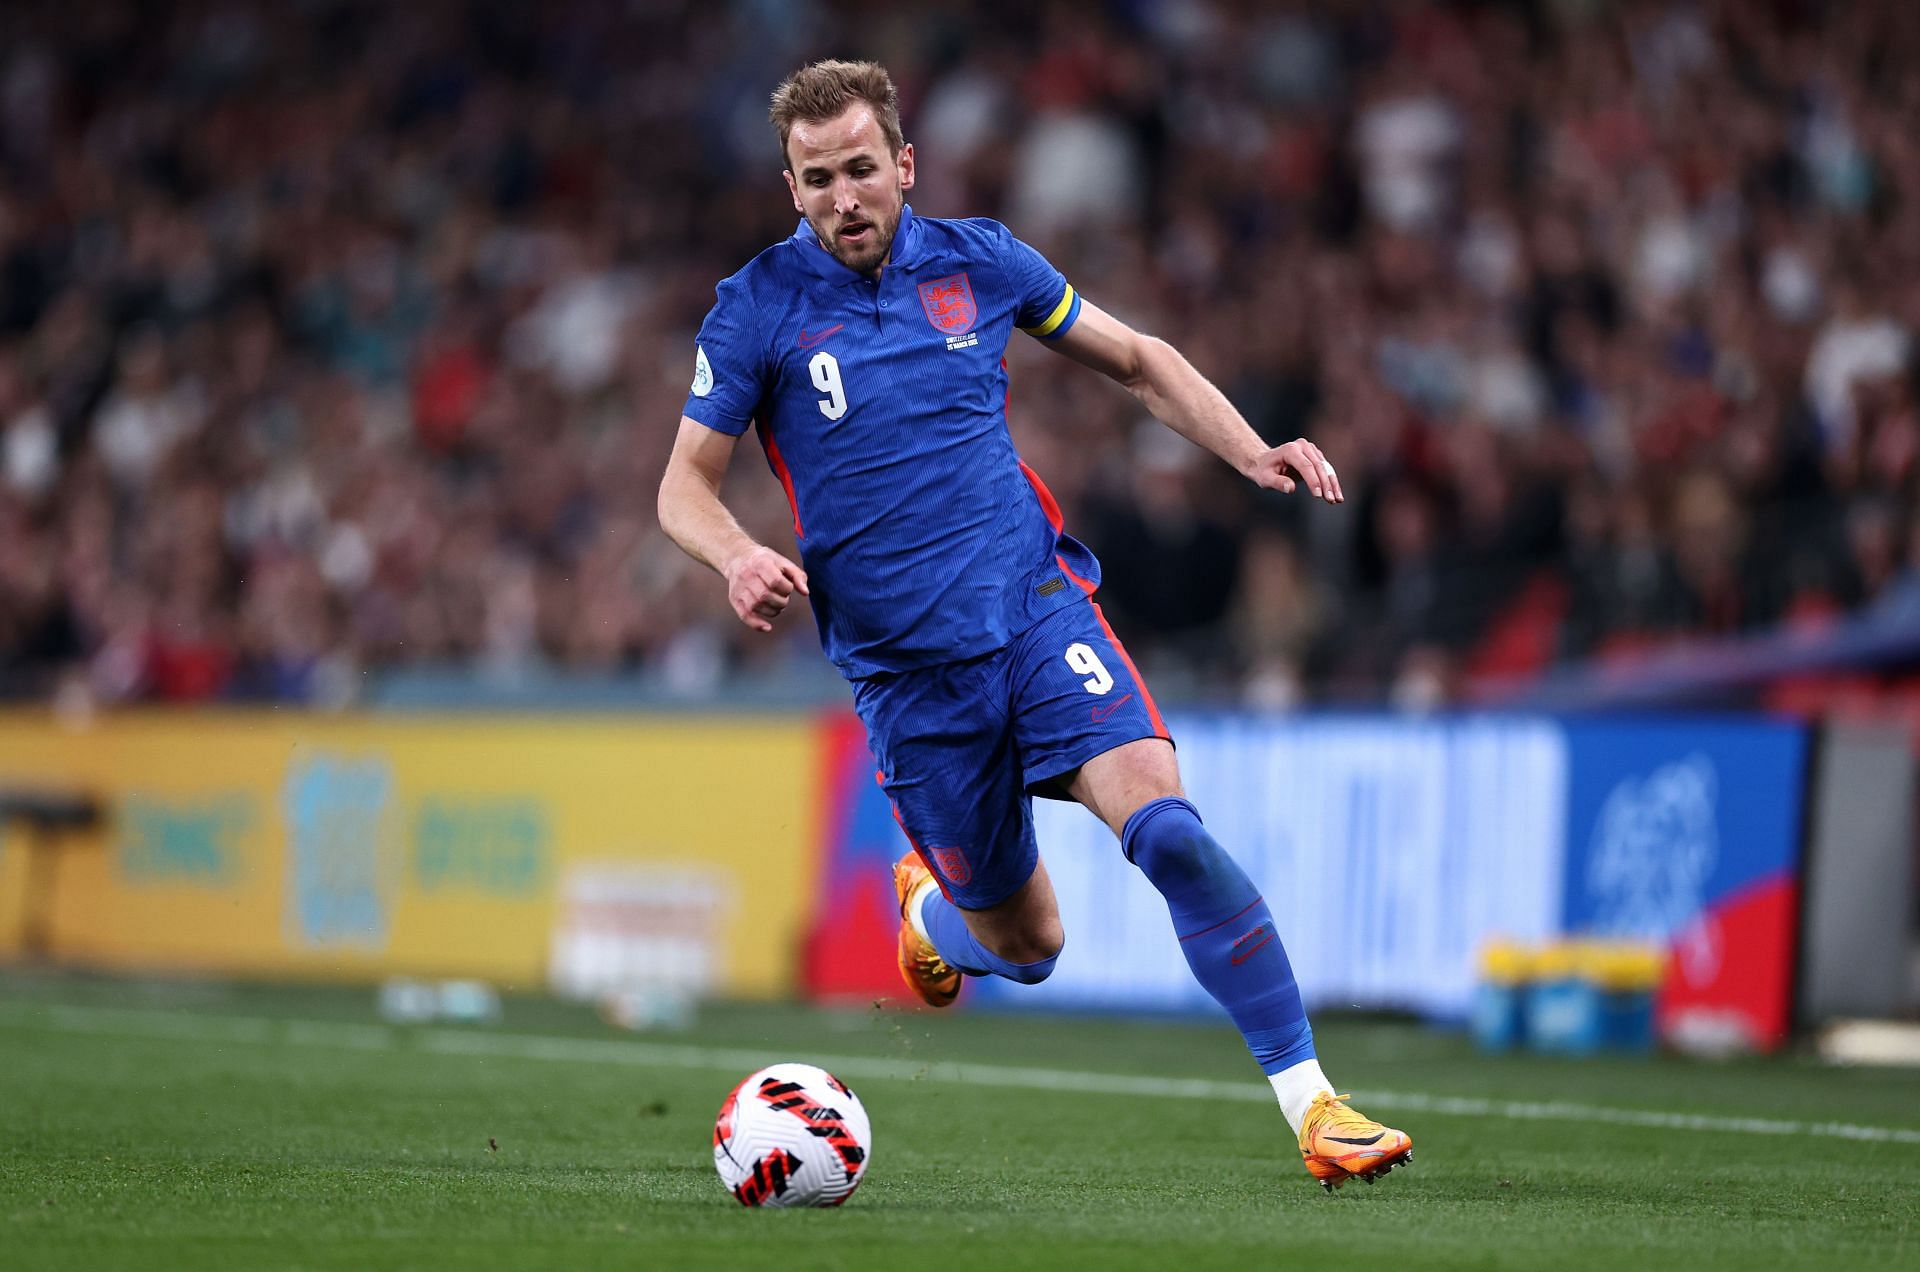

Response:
(659, 59), (1412, 1190)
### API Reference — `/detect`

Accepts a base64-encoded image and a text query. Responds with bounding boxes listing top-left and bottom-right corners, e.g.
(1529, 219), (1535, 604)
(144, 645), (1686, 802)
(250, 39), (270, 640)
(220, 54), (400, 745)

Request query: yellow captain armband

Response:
(1020, 284), (1079, 339)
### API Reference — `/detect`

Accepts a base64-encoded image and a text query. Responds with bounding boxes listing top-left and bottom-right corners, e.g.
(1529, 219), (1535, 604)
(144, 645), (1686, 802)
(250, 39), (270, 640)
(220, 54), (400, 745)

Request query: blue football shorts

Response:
(851, 599), (1171, 910)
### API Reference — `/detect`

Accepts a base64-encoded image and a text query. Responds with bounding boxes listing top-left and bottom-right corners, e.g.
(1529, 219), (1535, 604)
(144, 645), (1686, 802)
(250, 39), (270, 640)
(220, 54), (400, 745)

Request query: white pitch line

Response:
(9, 1002), (1920, 1147)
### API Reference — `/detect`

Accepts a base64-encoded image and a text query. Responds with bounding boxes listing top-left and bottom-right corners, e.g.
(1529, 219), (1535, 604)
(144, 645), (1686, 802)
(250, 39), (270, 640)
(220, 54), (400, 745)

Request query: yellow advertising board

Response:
(0, 712), (818, 997)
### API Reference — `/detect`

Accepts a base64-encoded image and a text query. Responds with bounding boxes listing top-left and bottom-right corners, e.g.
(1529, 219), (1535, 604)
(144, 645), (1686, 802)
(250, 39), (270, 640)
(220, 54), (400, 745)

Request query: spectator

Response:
(0, 0), (1917, 709)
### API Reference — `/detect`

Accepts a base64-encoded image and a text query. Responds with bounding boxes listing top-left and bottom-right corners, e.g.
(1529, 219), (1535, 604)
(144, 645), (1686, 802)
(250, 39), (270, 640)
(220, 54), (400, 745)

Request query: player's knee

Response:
(1001, 953), (1059, 984)
(1123, 796), (1223, 887)
(984, 917), (1064, 975)
(1003, 938), (1061, 984)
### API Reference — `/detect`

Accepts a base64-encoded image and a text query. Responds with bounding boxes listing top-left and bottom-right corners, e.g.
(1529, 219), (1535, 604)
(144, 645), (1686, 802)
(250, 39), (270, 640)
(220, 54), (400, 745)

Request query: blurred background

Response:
(0, 0), (1914, 1058)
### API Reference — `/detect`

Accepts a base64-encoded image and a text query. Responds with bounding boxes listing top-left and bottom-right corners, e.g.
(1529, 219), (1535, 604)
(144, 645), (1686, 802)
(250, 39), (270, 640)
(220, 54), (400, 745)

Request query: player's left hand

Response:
(1246, 439), (1344, 504)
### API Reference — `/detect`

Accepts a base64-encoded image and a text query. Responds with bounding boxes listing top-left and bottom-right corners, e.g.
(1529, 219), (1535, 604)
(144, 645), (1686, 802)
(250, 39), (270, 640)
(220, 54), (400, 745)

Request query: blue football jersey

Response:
(682, 205), (1101, 678)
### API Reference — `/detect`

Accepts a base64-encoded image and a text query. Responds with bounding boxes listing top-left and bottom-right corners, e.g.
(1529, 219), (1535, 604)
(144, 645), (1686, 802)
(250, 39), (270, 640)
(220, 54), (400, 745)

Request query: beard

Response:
(814, 206), (899, 275)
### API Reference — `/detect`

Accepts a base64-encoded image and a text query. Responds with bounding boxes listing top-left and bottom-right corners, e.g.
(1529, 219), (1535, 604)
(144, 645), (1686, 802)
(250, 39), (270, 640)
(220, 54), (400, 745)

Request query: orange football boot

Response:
(1299, 1093), (1414, 1191)
(891, 852), (961, 1008)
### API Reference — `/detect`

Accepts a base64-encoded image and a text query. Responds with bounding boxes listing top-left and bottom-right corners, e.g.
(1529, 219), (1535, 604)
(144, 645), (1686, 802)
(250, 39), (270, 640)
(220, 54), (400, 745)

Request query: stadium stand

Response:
(3, 0), (1919, 710)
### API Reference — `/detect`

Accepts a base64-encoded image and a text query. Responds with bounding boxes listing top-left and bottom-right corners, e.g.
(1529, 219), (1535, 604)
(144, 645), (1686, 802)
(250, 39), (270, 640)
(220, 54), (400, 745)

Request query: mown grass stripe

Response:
(11, 1001), (1919, 1146)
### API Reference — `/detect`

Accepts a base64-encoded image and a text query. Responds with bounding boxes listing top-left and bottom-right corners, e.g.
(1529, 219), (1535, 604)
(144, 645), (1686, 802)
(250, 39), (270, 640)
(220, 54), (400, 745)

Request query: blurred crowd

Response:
(4, 0), (1920, 708)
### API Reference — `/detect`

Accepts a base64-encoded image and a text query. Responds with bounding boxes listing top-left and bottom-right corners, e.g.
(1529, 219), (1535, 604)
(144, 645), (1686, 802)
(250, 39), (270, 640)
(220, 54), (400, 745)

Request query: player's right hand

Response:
(724, 546), (810, 633)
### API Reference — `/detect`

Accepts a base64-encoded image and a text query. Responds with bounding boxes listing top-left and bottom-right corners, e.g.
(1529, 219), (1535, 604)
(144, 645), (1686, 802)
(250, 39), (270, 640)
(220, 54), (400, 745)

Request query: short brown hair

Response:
(769, 60), (903, 169)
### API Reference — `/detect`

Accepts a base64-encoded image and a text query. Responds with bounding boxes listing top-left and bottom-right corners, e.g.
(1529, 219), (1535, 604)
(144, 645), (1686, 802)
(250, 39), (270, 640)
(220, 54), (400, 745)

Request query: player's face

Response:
(784, 105), (915, 276)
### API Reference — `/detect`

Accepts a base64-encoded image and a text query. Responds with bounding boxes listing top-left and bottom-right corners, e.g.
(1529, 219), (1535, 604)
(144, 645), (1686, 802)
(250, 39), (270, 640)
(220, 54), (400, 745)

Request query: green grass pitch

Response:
(2, 974), (1915, 1270)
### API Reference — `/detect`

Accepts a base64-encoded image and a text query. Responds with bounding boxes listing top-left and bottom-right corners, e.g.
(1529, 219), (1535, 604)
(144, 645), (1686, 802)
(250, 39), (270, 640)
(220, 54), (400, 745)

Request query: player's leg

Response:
(1014, 602), (1411, 1187)
(1014, 605), (1317, 1083)
(897, 848), (1063, 982)
(854, 658), (1064, 1005)
(1069, 742), (1412, 1187)
(1063, 738), (1324, 1116)
(909, 851), (1061, 965)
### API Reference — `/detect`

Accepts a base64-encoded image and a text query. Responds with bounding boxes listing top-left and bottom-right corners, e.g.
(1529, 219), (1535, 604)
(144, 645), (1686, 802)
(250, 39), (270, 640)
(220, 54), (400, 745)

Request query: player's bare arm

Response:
(1048, 301), (1344, 504)
(658, 416), (810, 633)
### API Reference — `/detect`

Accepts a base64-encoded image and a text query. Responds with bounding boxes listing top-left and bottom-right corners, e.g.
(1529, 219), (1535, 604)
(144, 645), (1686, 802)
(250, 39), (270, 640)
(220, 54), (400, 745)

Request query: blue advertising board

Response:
(805, 711), (1811, 1048)
(1559, 718), (1808, 1047)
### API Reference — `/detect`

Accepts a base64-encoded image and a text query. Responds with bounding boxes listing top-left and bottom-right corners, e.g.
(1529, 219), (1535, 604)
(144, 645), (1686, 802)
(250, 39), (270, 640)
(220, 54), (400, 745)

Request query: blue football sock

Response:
(920, 888), (1058, 984)
(1123, 796), (1315, 1074)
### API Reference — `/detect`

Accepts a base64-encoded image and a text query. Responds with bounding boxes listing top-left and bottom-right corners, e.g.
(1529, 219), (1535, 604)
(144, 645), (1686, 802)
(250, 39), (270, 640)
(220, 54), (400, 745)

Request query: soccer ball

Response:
(712, 1062), (872, 1208)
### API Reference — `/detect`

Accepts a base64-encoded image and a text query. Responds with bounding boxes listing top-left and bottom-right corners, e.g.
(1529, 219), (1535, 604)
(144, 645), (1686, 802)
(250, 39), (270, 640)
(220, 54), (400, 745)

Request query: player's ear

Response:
(897, 142), (915, 191)
(783, 168), (803, 214)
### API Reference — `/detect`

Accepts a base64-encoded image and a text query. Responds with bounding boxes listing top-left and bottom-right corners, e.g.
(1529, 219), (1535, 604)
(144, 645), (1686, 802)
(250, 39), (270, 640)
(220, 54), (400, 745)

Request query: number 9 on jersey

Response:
(810, 351), (847, 420)
(1065, 641), (1113, 694)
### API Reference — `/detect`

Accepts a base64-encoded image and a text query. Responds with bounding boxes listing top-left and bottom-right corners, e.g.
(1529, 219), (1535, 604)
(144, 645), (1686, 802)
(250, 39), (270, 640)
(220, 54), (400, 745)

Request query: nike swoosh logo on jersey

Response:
(796, 324), (844, 348)
(1089, 692), (1134, 724)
